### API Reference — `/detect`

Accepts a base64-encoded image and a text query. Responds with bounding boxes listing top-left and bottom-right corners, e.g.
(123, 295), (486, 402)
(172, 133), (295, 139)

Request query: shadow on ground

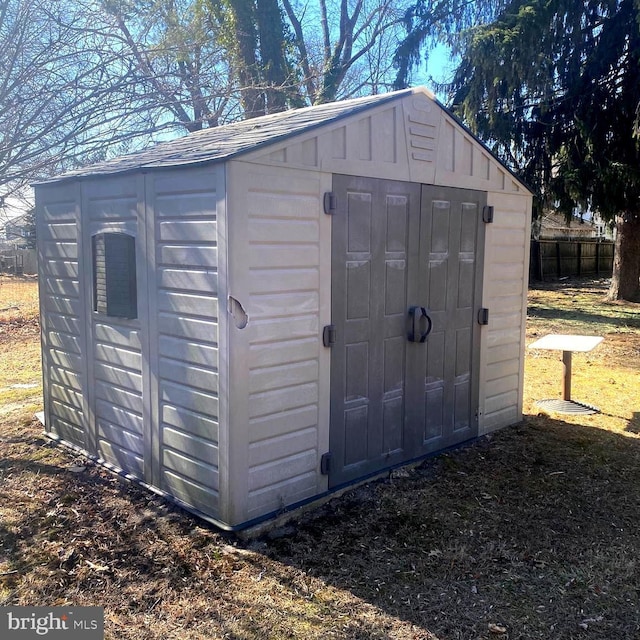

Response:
(258, 415), (640, 639)
(627, 412), (640, 435)
(3, 415), (640, 639)
(527, 304), (640, 330)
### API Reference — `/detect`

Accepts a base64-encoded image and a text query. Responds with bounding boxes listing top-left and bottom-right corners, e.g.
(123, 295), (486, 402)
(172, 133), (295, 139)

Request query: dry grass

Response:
(0, 275), (39, 324)
(1, 277), (639, 639)
(0, 276), (41, 409)
(525, 278), (640, 435)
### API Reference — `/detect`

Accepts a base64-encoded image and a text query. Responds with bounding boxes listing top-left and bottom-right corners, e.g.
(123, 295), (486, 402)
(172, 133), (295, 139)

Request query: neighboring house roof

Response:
(34, 87), (529, 191)
(538, 211), (597, 236)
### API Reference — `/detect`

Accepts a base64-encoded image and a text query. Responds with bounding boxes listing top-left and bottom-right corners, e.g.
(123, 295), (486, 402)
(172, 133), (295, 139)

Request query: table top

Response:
(528, 334), (604, 352)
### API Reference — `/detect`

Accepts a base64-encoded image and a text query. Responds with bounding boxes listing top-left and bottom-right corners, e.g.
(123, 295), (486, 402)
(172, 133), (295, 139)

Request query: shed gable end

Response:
(244, 90), (528, 195)
(247, 102), (412, 182)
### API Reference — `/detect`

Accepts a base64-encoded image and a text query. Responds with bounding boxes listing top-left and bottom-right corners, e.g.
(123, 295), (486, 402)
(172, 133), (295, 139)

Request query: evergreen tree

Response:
(392, 0), (509, 89)
(446, 0), (640, 301)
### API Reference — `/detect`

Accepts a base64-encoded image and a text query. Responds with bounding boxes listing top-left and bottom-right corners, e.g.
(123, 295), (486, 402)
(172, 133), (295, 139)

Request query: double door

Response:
(329, 175), (486, 487)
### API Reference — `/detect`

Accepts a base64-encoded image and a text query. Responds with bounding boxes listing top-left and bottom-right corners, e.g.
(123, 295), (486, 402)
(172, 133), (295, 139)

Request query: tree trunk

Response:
(256, 0), (288, 113)
(607, 212), (640, 302)
(227, 0), (265, 120)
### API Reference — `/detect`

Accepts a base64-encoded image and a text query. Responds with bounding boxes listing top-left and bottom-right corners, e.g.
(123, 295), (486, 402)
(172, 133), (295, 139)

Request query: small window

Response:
(93, 233), (137, 318)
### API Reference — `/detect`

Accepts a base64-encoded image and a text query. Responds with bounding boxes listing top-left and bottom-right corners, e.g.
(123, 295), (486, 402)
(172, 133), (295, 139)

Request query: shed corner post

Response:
(140, 171), (159, 489)
(519, 195), (534, 423)
(474, 190), (489, 437)
(217, 161), (250, 528)
(77, 179), (96, 456)
(34, 185), (51, 432)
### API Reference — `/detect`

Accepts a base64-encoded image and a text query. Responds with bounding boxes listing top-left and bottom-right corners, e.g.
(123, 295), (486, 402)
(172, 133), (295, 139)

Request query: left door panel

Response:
(329, 175), (421, 487)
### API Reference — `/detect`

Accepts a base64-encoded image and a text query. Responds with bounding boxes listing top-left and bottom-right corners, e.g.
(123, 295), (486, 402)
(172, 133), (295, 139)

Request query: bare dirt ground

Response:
(1, 277), (639, 639)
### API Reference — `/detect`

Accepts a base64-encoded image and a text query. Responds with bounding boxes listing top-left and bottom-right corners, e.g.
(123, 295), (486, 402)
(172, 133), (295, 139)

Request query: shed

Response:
(35, 87), (532, 530)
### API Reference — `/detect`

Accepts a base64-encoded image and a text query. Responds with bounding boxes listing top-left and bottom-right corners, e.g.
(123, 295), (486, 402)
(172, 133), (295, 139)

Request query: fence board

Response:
(530, 240), (614, 281)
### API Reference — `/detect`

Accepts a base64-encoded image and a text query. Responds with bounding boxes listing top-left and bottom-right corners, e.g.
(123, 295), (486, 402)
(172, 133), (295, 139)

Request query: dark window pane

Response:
(93, 233), (137, 319)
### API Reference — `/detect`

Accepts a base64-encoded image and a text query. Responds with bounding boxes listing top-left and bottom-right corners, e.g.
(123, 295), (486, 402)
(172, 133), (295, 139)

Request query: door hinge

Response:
(322, 324), (336, 347)
(482, 205), (494, 223)
(478, 308), (490, 325)
(323, 192), (337, 214)
(320, 452), (332, 475)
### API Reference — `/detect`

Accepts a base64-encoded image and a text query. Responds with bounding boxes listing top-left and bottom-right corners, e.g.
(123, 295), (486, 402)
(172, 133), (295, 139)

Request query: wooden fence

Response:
(529, 239), (615, 281)
(0, 249), (37, 275)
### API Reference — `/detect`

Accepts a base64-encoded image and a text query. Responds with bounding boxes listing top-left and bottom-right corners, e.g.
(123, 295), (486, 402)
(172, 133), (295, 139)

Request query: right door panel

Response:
(407, 185), (486, 454)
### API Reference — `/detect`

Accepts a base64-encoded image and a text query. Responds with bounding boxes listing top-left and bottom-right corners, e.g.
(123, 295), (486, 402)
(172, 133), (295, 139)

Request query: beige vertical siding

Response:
(479, 192), (532, 433)
(148, 169), (221, 517)
(226, 162), (331, 523)
(37, 183), (87, 449)
(245, 104), (413, 182)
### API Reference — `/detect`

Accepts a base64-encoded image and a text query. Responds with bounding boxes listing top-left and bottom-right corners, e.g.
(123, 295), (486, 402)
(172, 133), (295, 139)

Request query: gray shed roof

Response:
(37, 89), (416, 184)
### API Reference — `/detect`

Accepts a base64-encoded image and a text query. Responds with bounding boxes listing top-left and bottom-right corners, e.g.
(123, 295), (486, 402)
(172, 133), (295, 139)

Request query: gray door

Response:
(329, 175), (485, 488)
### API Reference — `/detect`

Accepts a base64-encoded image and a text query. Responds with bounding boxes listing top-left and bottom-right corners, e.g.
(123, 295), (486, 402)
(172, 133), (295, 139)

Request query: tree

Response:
(19, 209), (36, 249)
(1, 0), (247, 196)
(1, 1), (98, 191)
(0, 0), (415, 196)
(391, 0), (510, 89)
(94, 0), (236, 130)
(443, 0), (640, 301)
(205, 0), (409, 114)
(0, 0), (180, 194)
(203, 0), (301, 118)
(283, 0), (408, 104)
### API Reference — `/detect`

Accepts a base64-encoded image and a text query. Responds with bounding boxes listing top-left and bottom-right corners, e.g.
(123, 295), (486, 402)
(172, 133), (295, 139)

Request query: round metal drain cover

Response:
(535, 399), (600, 415)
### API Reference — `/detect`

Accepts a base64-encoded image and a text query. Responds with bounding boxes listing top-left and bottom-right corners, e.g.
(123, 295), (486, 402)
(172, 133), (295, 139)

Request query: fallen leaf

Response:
(488, 623), (507, 634)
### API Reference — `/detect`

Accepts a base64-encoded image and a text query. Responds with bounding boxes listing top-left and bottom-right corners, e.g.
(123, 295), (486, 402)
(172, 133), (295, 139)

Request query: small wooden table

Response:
(528, 334), (604, 414)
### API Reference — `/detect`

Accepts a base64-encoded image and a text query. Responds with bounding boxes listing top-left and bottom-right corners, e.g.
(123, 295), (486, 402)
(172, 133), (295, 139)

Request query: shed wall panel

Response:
(50, 384), (83, 409)
(227, 162), (331, 524)
(37, 184), (87, 451)
(246, 169), (321, 509)
(83, 178), (144, 474)
(147, 168), (221, 517)
(479, 192), (531, 435)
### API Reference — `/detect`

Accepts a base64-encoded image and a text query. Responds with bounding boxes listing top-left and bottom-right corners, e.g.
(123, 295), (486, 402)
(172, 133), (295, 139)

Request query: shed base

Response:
(37, 413), (507, 534)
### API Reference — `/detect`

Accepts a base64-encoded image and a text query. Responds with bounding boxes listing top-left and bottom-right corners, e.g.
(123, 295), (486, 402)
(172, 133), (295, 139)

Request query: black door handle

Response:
(407, 306), (433, 343)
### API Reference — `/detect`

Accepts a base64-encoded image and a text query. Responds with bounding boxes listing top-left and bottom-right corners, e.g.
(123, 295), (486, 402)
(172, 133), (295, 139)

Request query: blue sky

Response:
(419, 43), (458, 102)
